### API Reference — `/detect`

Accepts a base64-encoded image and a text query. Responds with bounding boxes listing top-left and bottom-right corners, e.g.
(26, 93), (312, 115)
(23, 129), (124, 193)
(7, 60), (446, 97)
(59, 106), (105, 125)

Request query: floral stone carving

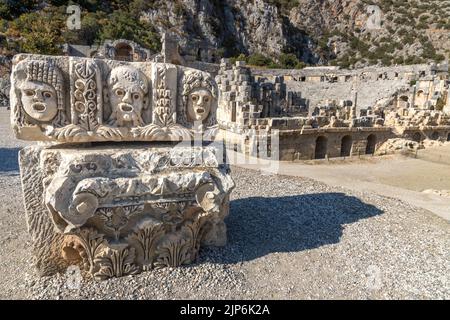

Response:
(19, 143), (234, 279)
(13, 54), (234, 280)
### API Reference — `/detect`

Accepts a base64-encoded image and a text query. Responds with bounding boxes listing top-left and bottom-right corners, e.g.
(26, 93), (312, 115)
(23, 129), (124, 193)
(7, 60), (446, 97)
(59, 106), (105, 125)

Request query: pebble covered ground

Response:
(0, 109), (448, 299)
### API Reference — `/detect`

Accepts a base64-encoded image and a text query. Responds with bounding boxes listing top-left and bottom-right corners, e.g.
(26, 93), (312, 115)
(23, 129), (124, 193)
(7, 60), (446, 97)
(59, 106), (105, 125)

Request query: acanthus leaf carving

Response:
(183, 216), (210, 261)
(46, 123), (88, 141)
(126, 219), (165, 271)
(67, 227), (107, 274)
(154, 236), (192, 268)
(96, 204), (144, 241)
(94, 245), (140, 280)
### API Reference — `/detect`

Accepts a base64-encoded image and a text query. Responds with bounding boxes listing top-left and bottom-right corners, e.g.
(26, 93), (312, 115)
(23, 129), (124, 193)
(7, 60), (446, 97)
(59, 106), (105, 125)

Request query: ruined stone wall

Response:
(284, 79), (407, 112)
(64, 39), (154, 62)
(251, 64), (438, 112)
(275, 128), (393, 161)
(216, 60), (450, 162)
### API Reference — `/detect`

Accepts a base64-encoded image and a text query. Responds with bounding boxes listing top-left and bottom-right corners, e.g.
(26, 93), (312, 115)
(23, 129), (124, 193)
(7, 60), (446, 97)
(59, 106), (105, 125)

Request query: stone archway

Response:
(115, 43), (133, 61)
(314, 136), (328, 159)
(431, 131), (440, 140)
(447, 132), (450, 141)
(366, 134), (377, 155)
(340, 135), (352, 157)
(412, 132), (422, 142)
(400, 96), (409, 102)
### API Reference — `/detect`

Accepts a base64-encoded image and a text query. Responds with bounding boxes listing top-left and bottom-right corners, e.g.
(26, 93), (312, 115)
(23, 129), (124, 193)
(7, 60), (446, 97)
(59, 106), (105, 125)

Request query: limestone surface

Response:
(20, 142), (234, 279)
(10, 54), (218, 143)
(12, 54), (234, 280)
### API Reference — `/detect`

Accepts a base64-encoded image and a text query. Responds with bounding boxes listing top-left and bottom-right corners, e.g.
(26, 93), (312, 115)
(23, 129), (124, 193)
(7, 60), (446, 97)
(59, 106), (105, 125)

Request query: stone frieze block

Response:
(10, 54), (218, 142)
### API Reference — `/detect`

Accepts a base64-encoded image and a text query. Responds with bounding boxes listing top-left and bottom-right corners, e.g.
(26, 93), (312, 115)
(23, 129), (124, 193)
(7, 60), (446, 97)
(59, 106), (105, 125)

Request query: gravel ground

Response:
(0, 108), (449, 300)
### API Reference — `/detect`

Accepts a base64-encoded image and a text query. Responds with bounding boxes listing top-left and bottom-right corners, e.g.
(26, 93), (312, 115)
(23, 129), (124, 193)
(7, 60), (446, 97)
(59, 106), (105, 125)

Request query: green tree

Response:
(247, 53), (273, 66)
(99, 10), (160, 52)
(63, 11), (105, 45)
(0, 0), (36, 20)
(229, 53), (247, 65)
(279, 53), (298, 68)
(7, 7), (66, 54)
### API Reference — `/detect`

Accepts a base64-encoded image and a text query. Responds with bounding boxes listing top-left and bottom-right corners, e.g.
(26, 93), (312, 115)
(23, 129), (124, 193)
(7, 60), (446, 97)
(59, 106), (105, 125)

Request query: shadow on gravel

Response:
(0, 148), (21, 175)
(203, 193), (383, 264)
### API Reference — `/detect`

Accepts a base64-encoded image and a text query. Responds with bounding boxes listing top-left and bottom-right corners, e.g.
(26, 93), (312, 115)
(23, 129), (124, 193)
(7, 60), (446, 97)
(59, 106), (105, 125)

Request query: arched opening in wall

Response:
(197, 48), (202, 61)
(400, 96), (409, 102)
(231, 104), (236, 122)
(412, 132), (422, 142)
(366, 134), (377, 155)
(398, 95), (409, 108)
(115, 43), (133, 61)
(394, 72), (399, 78)
(314, 136), (328, 159)
(431, 131), (440, 140)
(340, 135), (352, 157)
(447, 133), (450, 141)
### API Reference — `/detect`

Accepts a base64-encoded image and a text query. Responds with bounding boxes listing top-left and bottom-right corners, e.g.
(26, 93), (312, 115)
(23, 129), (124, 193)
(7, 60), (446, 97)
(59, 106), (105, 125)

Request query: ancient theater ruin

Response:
(215, 60), (450, 161)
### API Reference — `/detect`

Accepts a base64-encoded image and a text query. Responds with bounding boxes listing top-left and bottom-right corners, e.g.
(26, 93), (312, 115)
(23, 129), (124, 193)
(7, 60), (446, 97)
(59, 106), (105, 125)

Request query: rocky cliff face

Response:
(141, 0), (450, 67)
(142, 0), (291, 60)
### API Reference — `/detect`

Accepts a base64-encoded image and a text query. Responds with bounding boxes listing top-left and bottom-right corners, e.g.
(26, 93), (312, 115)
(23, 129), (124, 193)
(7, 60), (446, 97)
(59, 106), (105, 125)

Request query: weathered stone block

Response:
(10, 54), (218, 143)
(250, 112), (261, 118)
(12, 55), (235, 280)
(20, 143), (234, 279)
(238, 75), (250, 82)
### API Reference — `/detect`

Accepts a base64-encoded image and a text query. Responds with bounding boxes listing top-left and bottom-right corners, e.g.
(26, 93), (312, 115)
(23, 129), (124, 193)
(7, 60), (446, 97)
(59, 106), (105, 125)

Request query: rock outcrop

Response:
(139, 0), (449, 67)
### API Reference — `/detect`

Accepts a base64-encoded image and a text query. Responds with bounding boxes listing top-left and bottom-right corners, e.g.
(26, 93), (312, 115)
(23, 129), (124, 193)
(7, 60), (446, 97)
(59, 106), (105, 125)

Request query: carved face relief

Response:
(187, 88), (212, 122)
(19, 80), (58, 122)
(108, 66), (148, 127)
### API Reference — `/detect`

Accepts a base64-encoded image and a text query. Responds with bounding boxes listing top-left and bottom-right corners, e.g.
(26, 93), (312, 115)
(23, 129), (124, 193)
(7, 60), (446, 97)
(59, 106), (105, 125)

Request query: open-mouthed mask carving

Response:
(108, 66), (148, 127)
(20, 80), (58, 122)
(187, 88), (212, 122)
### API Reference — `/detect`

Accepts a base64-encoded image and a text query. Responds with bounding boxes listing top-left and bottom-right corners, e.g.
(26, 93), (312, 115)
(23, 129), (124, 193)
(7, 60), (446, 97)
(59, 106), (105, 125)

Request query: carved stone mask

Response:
(108, 66), (148, 126)
(187, 88), (212, 122)
(20, 80), (58, 122)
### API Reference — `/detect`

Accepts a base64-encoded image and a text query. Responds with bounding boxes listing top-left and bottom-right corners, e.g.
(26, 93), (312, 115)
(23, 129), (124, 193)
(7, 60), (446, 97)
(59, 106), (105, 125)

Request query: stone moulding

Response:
(10, 54), (218, 143)
(12, 54), (235, 280)
(20, 143), (234, 280)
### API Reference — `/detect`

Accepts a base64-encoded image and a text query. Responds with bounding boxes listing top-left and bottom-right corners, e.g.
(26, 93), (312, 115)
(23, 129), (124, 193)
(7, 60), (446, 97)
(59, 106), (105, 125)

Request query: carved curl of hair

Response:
(178, 71), (218, 128)
(107, 65), (148, 92)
